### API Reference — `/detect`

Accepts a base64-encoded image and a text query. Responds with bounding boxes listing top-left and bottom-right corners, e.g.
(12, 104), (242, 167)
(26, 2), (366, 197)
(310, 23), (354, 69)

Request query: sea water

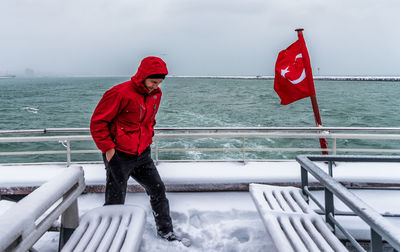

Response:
(1, 77), (400, 162)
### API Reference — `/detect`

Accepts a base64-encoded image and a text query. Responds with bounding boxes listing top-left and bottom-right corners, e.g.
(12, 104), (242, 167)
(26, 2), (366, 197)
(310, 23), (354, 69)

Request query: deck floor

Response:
(1, 160), (400, 251)
(1, 160), (400, 192)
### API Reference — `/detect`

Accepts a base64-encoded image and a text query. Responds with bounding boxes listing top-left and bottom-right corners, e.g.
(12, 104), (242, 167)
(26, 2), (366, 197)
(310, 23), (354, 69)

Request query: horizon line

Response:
(5, 75), (400, 81)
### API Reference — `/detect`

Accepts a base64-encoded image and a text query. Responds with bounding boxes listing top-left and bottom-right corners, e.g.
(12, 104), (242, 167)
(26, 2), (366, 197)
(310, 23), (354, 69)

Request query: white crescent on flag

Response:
(280, 54), (306, 85)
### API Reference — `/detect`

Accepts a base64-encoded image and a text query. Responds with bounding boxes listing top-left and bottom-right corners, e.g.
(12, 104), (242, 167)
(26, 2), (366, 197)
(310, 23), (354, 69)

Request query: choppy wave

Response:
(1, 77), (400, 162)
(22, 106), (40, 114)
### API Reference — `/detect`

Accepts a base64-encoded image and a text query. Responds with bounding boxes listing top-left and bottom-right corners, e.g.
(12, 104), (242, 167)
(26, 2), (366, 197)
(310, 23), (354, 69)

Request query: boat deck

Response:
(1, 160), (400, 251)
(1, 160), (400, 194)
(30, 190), (400, 251)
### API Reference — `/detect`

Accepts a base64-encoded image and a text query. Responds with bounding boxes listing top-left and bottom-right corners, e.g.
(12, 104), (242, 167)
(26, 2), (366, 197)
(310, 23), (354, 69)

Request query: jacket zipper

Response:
(137, 96), (147, 153)
(151, 104), (157, 119)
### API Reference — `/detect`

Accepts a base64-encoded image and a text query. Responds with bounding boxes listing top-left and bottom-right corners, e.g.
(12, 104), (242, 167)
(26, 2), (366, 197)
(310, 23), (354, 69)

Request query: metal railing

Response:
(1, 127), (400, 165)
(296, 155), (400, 252)
(0, 166), (85, 251)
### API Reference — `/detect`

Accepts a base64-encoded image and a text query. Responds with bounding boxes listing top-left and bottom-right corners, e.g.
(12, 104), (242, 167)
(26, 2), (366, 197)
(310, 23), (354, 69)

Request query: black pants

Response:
(103, 146), (173, 233)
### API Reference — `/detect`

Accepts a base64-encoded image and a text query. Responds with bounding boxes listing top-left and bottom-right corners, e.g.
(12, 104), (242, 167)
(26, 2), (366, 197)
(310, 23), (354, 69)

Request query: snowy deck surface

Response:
(1, 160), (400, 251)
(1, 160), (400, 187)
(30, 191), (400, 252)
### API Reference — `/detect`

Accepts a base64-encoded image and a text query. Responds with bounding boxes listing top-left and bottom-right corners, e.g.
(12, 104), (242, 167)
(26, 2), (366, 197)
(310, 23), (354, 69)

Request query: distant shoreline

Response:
(169, 75), (400, 81)
(3, 75), (400, 81)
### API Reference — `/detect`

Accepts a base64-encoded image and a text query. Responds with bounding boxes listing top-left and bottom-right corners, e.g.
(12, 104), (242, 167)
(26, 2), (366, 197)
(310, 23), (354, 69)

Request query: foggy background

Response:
(1, 0), (399, 77)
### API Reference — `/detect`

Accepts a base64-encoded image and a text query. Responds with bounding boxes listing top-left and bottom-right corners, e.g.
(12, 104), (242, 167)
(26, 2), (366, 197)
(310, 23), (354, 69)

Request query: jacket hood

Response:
(131, 56), (168, 95)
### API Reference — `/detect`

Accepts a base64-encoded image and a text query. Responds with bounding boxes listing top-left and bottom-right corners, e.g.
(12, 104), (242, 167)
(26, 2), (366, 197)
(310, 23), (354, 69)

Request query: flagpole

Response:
(295, 28), (329, 155)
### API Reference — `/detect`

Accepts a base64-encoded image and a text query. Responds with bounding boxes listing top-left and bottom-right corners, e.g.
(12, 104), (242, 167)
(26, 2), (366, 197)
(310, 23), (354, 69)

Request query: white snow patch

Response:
(2, 160), (400, 251)
(2, 161), (400, 187)
(34, 192), (275, 252)
(0, 200), (16, 216)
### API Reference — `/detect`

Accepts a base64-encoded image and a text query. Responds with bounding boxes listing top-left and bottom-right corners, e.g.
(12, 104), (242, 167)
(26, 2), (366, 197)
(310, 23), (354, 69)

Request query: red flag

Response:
(274, 29), (328, 154)
(274, 38), (315, 105)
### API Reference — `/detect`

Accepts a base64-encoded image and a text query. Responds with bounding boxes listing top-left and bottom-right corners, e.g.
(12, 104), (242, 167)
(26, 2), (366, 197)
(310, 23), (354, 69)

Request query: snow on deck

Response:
(32, 190), (400, 252)
(1, 160), (400, 187)
(34, 192), (275, 252)
(2, 160), (400, 251)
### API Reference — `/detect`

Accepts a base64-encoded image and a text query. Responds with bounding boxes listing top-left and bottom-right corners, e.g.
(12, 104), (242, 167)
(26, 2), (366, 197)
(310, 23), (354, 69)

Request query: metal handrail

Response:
(296, 155), (400, 251)
(1, 127), (400, 165)
(2, 132), (400, 141)
(0, 166), (85, 251)
(2, 127), (400, 135)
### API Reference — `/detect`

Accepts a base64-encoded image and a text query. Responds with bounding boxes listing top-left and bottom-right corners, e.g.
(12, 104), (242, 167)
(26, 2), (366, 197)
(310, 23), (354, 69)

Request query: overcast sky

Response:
(1, 0), (399, 76)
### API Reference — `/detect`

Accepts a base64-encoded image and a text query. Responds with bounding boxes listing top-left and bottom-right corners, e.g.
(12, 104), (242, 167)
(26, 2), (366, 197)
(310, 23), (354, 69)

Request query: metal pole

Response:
(325, 188), (335, 232)
(155, 137), (159, 165)
(242, 137), (246, 164)
(332, 138), (337, 155)
(66, 140), (71, 166)
(301, 166), (309, 203)
(295, 28), (328, 155)
(371, 229), (383, 252)
(59, 199), (79, 250)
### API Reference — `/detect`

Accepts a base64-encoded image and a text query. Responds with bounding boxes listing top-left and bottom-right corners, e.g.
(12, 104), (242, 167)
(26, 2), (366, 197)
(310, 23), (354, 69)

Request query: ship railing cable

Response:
(1, 127), (400, 165)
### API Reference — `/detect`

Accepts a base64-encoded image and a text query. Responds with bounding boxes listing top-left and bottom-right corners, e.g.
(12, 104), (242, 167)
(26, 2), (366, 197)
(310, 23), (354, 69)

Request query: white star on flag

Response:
(280, 66), (290, 78)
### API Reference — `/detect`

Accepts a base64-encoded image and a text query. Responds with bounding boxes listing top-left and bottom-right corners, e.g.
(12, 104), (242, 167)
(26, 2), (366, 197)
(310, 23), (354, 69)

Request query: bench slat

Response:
(61, 205), (146, 252)
(98, 215), (123, 250)
(250, 184), (348, 252)
(291, 217), (321, 251)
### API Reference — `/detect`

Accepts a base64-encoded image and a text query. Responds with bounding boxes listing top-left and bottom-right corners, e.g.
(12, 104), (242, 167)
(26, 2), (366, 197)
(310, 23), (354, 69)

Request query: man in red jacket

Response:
(90, 56), (176, 241)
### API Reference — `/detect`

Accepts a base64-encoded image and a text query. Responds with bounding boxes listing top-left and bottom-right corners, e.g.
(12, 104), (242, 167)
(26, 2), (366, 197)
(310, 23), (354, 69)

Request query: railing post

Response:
(332, 138), (337, 155)
(328, 161), (333, 176)
(324, 188), (335, 232)
(66, 140), (71, 167)
(371, 229), (383, 252)
(59, 199), (79, 250)
(59, 140), (71, 166)
(242, 137), (246, 164)
(301, 166), (309, 203)
(155, 136), (159, 165)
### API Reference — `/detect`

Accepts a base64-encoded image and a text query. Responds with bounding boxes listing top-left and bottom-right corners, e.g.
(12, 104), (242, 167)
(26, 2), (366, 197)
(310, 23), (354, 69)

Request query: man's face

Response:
(144, 78), (163, 93)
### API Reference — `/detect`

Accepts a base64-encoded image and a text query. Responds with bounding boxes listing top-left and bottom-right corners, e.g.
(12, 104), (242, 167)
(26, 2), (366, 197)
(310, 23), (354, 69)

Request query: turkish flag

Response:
(274, 39), (315, 105)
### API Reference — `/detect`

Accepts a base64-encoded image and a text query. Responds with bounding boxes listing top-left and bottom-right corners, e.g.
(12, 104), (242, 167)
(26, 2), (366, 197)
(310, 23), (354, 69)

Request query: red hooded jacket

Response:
(90, 57), (168, 155)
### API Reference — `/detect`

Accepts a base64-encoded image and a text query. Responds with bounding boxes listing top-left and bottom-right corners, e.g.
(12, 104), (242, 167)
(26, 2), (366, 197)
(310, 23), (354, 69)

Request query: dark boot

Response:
(157, 230), (179, 241)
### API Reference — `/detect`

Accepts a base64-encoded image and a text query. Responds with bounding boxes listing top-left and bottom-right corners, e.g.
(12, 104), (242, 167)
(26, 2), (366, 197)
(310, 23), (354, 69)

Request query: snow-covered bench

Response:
(0, 166), (147, 252)
(61, 205), (146, 252)
(250, 183), (347, 252)
(0, 199), (16, 216)
(0, 166), (85, 252)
